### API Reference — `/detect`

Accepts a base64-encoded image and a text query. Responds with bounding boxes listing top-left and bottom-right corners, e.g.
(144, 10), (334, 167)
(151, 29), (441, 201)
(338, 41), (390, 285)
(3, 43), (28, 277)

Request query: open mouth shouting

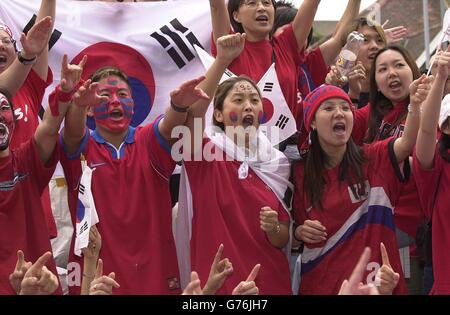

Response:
(108, 108), (124, 121)
(0, 54), (8, 69)
(255, 15), (269, 25)
(242, 114), (255, 129)
(388, 79), (402, 92)
(0, 122), (10, 147)
(332, 121), (346, 136)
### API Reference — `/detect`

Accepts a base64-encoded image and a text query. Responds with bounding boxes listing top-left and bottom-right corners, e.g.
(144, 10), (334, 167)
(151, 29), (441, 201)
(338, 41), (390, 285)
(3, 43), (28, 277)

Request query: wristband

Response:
(17, 49), (37, 65)
(293, 227), (303, 243)
(170, 100), (188, 113)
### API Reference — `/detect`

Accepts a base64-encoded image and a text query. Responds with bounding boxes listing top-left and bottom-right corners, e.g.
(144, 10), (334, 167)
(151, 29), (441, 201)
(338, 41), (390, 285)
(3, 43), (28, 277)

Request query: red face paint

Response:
(229, 111), (238, 123)
(258, 111), (264, 124)
(0, 93), (14, 150)
(94, 76), (134, 133)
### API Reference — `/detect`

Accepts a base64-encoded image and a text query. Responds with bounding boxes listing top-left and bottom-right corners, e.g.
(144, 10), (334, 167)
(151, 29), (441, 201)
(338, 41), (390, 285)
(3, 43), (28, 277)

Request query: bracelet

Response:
(407, 103), (422, 115)
(170, 100), (188, 113)
(83, 273), (95, 280)
(293, 227), (303, 243)
(17, 49), (37, 65)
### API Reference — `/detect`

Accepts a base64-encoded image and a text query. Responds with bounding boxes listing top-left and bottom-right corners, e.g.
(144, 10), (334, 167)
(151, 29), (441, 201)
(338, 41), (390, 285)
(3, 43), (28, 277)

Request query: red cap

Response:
(303, 85), (353, 133)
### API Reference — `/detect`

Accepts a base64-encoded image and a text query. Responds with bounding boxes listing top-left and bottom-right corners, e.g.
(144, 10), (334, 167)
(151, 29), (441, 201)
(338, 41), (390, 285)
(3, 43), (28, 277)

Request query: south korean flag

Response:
(74, 159), (99, 257)
(194, 45), (297, 145)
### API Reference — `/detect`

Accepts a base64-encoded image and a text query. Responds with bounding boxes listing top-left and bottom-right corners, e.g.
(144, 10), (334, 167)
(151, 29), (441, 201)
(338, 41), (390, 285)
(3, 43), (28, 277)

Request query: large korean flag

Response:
(0, 0), (213, 127)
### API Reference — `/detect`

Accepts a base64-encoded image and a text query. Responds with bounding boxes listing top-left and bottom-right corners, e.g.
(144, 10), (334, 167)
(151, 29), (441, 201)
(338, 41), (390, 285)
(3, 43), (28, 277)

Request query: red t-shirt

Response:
(212, 24), (304, 126)
(293, 139), (408, 295)
(351, 100), (424, 237)
(10, 69), (53, 150)
(0, 139), (59, 294)
(61, 118), (180, 294)
(184, 138), (292, 294)
(10, 69), (56, 238)
(413, 148), (450, 294)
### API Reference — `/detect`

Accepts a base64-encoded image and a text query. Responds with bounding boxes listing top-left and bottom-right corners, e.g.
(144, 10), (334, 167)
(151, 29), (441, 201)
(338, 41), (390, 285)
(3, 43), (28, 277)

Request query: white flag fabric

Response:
(194, 45), (297, 145)
(74, 160), (99, 257)
(257, 64), (297, 145)
(0, 0), (213, 127)
(439, 8), (450, 50)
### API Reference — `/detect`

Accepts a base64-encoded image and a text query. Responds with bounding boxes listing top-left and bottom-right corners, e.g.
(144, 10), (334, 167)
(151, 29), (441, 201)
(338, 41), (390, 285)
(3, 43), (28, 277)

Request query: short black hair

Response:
(273, 4), (313, 47)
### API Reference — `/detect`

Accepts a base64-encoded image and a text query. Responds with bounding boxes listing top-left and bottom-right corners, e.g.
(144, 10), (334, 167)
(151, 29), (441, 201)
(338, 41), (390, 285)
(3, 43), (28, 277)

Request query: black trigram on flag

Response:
(79, 183), (85, 195)
(151, 18), (203, 69)
(275, 114), (289, 130)
(224, 69), (234, 78)
(263, 82), (274, 92)
(79, 221), (88, 235)
(23, 14), (62, 51)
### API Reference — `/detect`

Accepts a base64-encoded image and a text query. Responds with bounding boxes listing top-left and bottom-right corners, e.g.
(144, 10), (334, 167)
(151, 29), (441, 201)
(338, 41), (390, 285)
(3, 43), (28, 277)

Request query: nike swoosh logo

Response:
(90, 162), (107, 168)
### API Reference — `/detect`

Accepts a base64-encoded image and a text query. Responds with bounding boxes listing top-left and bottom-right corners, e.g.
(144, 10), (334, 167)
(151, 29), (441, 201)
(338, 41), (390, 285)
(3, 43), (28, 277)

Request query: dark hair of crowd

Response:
(272, 1), (313, 48)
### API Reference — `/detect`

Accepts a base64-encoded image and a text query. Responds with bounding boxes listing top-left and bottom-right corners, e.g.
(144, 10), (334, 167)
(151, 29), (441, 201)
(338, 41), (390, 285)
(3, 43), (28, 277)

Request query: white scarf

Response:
(175, 126), (293, 289)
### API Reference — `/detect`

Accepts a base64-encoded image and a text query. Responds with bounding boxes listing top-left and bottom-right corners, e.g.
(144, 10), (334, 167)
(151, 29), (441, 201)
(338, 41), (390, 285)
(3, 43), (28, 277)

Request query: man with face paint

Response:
(0, 54), (80, 294)
(59, 65), (209, 294)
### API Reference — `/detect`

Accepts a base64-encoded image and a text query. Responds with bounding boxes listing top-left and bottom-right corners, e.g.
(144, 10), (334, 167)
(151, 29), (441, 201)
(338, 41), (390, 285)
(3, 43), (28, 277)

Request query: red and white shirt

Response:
(293, 138), (408, 295)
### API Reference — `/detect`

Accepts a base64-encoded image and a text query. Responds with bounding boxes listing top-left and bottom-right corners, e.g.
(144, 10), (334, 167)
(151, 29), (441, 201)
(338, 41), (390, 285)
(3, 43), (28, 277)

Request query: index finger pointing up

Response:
(380, 242), (391, 267)
(246, 264), (261, 282)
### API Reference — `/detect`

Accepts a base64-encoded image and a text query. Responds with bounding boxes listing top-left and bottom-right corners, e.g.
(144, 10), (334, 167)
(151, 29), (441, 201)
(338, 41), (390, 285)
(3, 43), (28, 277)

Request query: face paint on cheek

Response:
(120, 97), (134, 119)
(93, 101), (109, 121)
(258, 111), (264, 124)
(0, 112), (13, 150)
(229, 112), (238, 123)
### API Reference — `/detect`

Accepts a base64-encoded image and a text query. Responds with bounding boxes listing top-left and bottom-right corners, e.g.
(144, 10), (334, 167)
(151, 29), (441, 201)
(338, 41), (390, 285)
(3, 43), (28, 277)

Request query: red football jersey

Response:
(61, 118), (180, 294)
(0, 139), (59, 294)
(184, 138), (292, 295)
(293, 138), (408, 295)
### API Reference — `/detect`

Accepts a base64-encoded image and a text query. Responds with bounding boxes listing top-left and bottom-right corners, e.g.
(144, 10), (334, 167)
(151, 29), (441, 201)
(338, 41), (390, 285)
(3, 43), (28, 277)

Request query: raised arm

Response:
(319, 0), (361, 66)
(416, 49), (450, 169)
(393, 74), (432, 162)
(184, 33), (245, 154)
(0, 17), (52, 96)
(33, 0), (56, 80)
(158, 76), (210, 144)
(291, 0), (321, 50)
(35, 54), (88, 163)
(209, 0), (231, 44)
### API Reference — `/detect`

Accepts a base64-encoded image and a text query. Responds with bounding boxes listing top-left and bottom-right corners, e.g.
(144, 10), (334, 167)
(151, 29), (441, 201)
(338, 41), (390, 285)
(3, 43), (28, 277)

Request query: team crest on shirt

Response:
(348, 180), (370, 203)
